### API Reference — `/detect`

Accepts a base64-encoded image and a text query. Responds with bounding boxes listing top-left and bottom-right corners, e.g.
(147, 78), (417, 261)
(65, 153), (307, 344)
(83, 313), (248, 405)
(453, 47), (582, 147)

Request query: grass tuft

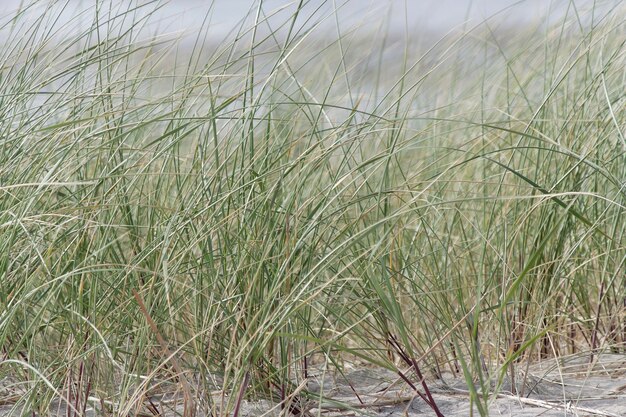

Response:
(0, 0), (625, 416)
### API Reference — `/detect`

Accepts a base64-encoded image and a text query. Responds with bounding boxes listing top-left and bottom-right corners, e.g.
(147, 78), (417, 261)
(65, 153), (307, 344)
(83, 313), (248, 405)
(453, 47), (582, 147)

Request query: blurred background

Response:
(0, 0), (617, 42)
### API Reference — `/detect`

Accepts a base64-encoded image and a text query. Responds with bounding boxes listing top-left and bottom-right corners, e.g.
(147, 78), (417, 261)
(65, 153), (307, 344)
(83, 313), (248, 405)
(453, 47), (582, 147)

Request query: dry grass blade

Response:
(132, 289), (195, 417)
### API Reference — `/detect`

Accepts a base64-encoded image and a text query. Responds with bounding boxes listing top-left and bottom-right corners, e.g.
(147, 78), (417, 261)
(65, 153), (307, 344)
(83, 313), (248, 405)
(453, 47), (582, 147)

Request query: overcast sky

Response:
(0, 0), (620, 41)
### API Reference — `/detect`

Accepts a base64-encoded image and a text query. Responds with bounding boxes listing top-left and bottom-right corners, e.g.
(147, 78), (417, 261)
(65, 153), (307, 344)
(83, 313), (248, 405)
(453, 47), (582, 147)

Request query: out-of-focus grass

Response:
(0, 1), (624, 415)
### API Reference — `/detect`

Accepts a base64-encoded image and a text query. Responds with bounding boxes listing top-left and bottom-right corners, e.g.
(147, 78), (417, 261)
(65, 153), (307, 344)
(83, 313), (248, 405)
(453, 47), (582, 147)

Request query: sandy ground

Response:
(2, 353), (625, 416)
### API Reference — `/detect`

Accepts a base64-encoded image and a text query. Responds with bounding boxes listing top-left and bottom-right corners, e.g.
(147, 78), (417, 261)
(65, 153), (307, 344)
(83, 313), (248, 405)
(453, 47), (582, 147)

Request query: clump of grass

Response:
(0, 0), (624, 416)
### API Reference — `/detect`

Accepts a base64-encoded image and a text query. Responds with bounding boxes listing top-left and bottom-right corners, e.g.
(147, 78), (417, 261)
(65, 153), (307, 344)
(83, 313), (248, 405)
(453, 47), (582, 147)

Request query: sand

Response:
(2, 353), (625, 416)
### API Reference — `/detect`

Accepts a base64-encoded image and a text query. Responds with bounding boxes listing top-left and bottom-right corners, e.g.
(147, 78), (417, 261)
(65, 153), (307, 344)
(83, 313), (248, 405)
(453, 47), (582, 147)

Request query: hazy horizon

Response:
(0, 0), (619, 43)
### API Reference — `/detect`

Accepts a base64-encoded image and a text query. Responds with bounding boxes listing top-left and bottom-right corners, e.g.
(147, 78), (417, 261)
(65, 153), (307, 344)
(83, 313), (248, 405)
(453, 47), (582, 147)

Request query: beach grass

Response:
(0, 0), (624, 415)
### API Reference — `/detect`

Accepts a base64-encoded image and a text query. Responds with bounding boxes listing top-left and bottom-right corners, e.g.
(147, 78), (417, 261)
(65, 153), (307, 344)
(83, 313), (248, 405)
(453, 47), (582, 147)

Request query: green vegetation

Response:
(0, 1), (624, 416)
